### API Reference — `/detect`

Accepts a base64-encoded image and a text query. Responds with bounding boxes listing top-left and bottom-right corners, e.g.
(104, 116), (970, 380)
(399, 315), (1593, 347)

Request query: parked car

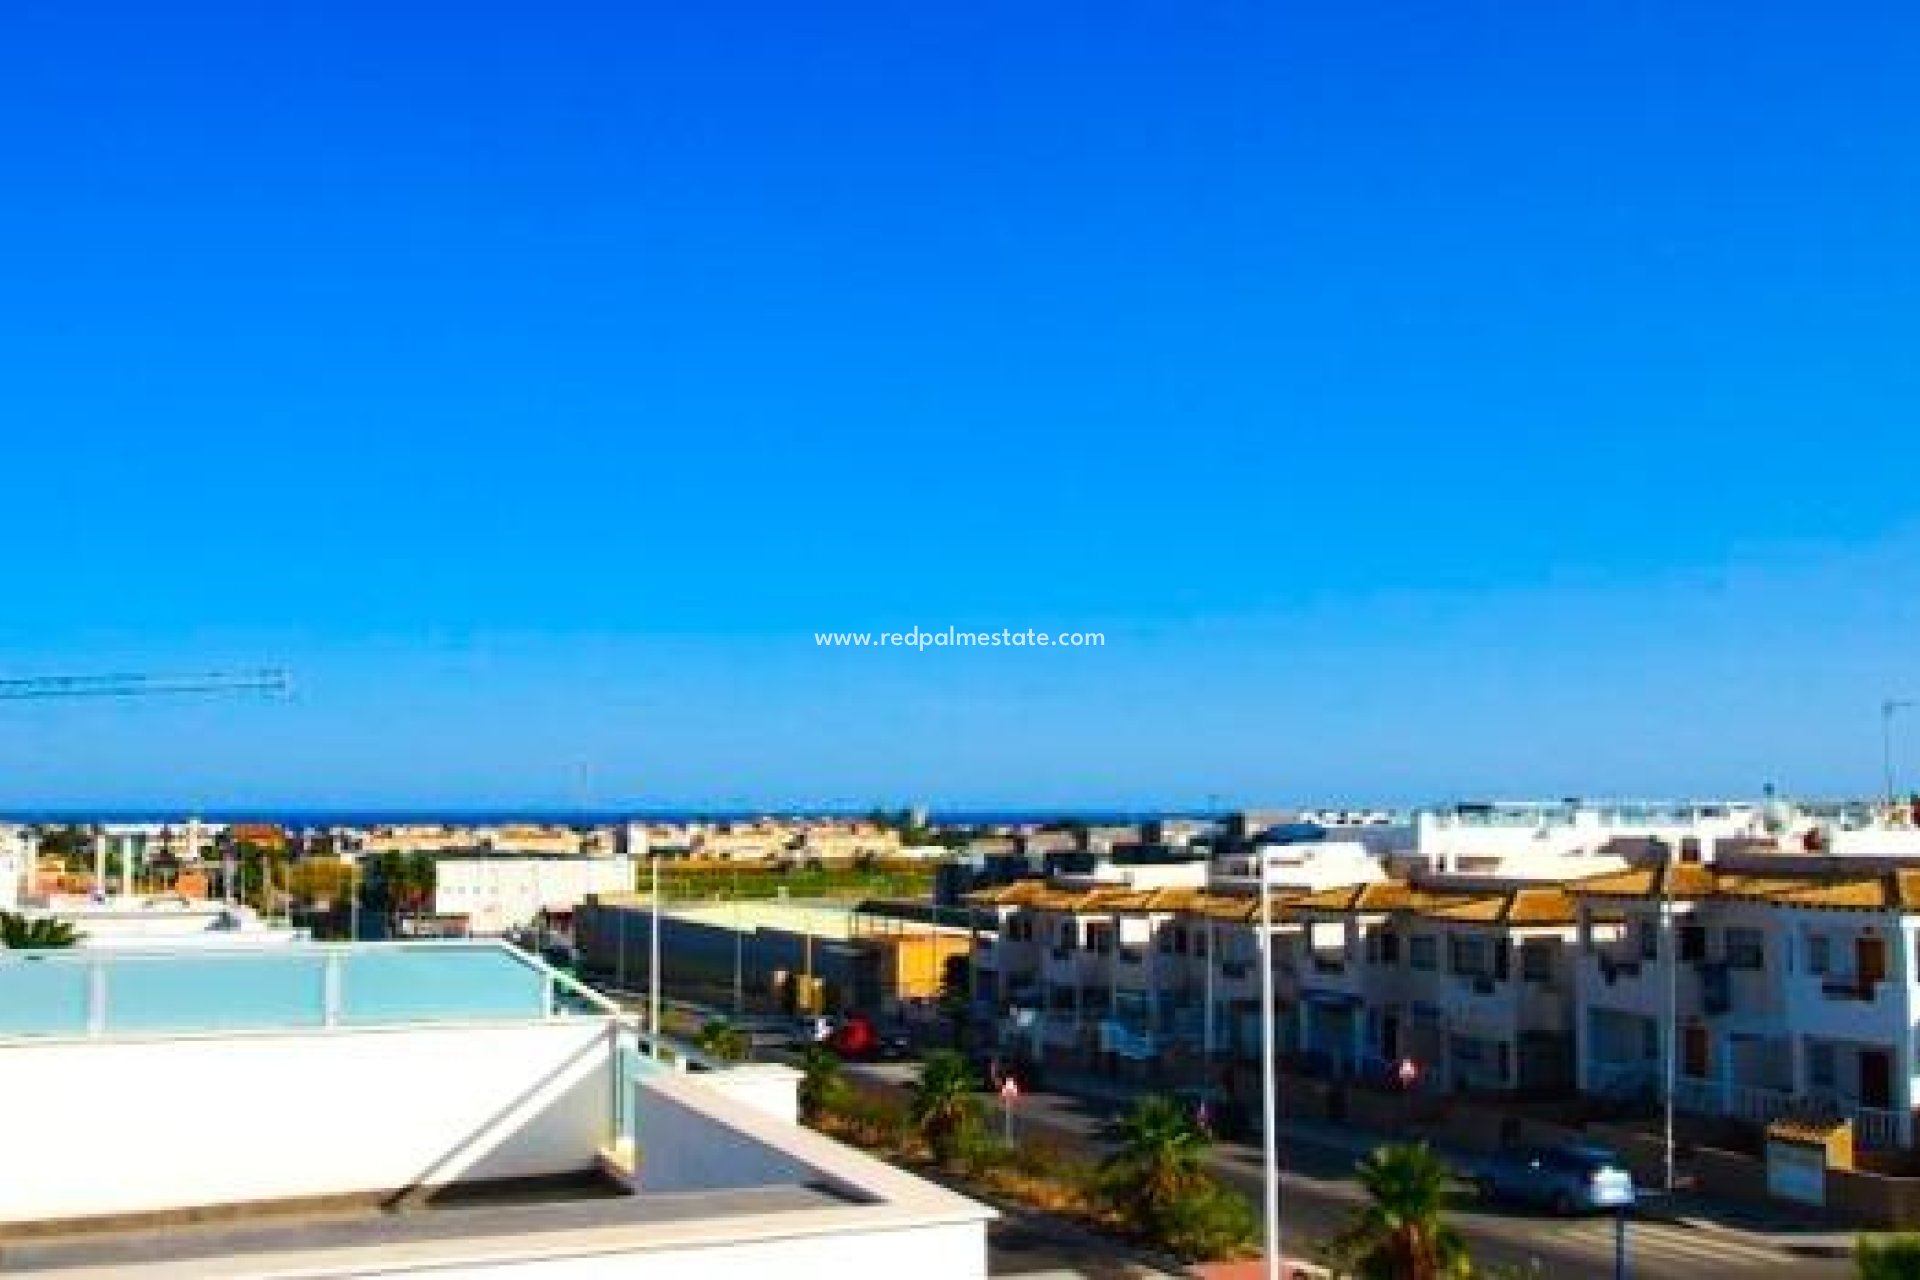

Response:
(1476, 1143), (1636, 1215)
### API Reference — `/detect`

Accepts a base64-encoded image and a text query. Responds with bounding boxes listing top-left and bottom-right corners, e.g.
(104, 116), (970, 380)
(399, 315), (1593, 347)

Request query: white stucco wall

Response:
(0, 1019), (615, 1225)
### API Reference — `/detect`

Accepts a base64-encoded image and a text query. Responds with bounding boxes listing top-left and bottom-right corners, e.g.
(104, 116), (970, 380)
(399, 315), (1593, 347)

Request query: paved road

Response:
(843, 1062), (1847, 1280)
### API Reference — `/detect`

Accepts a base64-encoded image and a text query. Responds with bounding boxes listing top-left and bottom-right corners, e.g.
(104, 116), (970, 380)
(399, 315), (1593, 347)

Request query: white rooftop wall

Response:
(0, 1019), (614, 1225)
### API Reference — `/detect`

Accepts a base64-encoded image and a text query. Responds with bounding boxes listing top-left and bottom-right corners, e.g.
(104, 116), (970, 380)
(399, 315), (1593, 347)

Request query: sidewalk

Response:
(1036, 1067), (1861, 1260)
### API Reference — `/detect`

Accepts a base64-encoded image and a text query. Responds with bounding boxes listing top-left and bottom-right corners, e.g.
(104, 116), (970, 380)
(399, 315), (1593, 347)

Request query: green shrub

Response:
(1151, 1177), (1260, 1262)
(1857, 1233), (1920, 1279)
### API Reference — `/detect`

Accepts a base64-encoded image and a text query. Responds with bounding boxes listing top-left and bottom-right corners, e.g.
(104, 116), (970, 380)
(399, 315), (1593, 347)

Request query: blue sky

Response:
(3, 2), (1918, 810)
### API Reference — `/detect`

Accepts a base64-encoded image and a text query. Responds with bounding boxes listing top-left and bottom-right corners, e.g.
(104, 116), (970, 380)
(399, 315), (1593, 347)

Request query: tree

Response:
(936, 954), (973, 1049)
(697, 1019), (751, 1062)
(909, 1049), (982, 1163)
(1102, 1094), (1212, 1219)
(0, 912), (81, 949)
(799, 1045), (850, 1122)
(286, 859), (353, 908)
(1328, 1143), (1471, 1280)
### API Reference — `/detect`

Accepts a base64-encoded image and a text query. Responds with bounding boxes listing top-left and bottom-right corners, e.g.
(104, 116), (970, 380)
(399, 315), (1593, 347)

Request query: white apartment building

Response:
(1569, 858), (1920, 1149)
(1411, 800), (1765, 875)
(434, 856), (636, 934)
(1289, 880), (1582, 1093)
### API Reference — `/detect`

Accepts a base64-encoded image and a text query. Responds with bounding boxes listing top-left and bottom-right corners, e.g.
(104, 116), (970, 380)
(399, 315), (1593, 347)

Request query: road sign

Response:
(1396, 1057), (1419, 1090)
(1000, 1076), (1020, 1102)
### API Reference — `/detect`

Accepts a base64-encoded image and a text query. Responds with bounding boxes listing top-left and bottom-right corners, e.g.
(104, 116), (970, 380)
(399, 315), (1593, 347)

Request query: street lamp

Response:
(649, 851), (663, 1059)
(1660, 841), (1677, 1194)
(1258, 849), (1283, 1280)
(1884, 699), (1914, 809)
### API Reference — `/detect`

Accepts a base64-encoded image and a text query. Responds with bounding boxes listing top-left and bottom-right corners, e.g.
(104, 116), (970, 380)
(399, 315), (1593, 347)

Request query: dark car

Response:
(1477, 1143), (1637, 1214)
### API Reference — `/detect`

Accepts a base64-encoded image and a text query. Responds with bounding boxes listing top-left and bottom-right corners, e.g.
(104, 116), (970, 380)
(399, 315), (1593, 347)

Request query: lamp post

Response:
(1884, 699), (1914, 809)
(649, 852), (662, 1058)
(1661, 843), (1677, 1194)
(1258, 850), (1283, 1280)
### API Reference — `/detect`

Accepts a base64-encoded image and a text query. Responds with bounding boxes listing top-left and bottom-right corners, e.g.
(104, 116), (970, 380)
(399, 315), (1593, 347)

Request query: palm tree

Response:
(1102, 1094), (1213, 1218)
(909, 1048), (981, 1163)
(0, 911), (81, 949)
(799, 1044), (849, 1122)
(1330, 1143), (1471, 1280)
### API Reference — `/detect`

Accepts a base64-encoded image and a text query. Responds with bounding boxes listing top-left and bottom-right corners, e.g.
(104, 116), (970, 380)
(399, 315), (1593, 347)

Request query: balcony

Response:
(1678, 1078), (1909, 1149)
(1818, 974), (1881, 1002)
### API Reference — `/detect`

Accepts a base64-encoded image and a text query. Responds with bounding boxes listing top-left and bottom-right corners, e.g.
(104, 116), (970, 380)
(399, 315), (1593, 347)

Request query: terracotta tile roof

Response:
(1764, 870), (1920, 912)
(1288, 880), (1439, 916)
(1566, 863), (1920, 914)
(961, 880), (1052, 907)
(1419, 887), (1578, 928)
(1563, 863), (1720, 900)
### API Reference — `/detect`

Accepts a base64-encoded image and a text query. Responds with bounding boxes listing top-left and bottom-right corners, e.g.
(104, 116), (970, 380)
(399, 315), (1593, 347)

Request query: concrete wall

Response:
(0, 1020), (614, 1225)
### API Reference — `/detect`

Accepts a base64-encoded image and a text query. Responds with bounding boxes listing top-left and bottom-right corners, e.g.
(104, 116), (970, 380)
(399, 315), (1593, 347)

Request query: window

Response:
(1381, 931), (1402, 966)
(1521, 942), (1555, 983)
(1809, 1041), (1837, 1090)
(1808, 933), (1830, 975)
(1680, 925), (1706, 964)
(1724, 927), (1765, 971)
(1086, 923), (1114, 955)
(1450, 936), (1491, 977)
(1638, 921), (1658, 961)
(1410, 935), (1438, 971)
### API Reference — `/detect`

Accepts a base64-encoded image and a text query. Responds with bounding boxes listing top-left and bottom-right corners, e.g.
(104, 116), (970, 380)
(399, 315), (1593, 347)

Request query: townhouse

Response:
(1288, 881), (1582, 1094)
(966, 882), (1291, 1074)
(1568, 859), (1920, 1148)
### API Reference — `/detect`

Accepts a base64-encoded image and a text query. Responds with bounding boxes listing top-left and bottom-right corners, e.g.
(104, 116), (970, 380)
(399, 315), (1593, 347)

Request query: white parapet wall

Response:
(0, 1019), (615, 1226)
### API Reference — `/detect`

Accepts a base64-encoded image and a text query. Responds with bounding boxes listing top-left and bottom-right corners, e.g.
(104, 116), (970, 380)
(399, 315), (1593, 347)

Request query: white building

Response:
(1570, 857), (1920, 1150)
(0, 940), (992, 1278)
(434, 855), (636, 934)
(1411, 800), (1765, 875)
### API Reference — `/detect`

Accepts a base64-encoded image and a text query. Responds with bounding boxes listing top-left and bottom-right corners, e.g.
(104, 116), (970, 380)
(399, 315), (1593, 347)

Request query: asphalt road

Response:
(841, 1062), (1849, 1280)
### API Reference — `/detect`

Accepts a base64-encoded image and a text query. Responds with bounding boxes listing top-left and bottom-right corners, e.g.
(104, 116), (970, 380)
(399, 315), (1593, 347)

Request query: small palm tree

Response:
(909, 1048), (981, 1163)
(0, 911), (81, 949)
(1330, 1143), (1471, 1280)
(799, 1045), (851, 1123)
(1102, 1094), (1212, 1217)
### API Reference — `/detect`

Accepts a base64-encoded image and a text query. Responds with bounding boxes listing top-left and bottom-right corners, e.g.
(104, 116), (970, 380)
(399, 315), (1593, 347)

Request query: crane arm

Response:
(0, 670), (291, 700)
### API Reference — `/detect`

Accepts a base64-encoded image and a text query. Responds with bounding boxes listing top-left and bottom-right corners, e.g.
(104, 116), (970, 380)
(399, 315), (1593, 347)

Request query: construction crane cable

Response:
(0, 670), (290, 700)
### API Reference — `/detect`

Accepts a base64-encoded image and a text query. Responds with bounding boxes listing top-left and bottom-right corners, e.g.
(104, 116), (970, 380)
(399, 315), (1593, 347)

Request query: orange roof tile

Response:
(1563, 863), (1720, 900)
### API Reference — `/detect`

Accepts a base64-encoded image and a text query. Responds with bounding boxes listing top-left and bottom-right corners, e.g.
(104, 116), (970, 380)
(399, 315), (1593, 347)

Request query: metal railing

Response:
(0, 939), (620, 1041)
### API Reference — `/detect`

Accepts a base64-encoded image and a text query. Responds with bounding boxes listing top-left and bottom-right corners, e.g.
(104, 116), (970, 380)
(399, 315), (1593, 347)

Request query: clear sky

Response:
(3, 2), (1918, 811)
